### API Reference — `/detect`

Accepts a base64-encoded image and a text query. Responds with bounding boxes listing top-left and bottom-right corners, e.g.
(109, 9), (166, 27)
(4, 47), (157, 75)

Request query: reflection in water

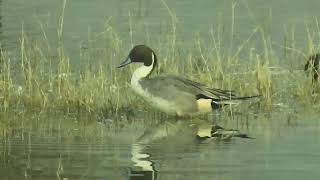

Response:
(128, 120), (251, 180)
(130, 144), (157, 180)
(1, 110), (320, 180)
(129, 120), (199, 180)
(129, 121), (188, 180)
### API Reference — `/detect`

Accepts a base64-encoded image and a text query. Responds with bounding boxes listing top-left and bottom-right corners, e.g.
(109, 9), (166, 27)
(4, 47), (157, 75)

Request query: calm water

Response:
(1, 109), (320, 180)
(1, 0), (320, 180)
(2, 0), (320, 60)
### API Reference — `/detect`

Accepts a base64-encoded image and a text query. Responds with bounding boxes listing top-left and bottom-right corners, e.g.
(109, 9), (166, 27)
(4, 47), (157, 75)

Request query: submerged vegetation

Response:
(0, 1), (320, 121)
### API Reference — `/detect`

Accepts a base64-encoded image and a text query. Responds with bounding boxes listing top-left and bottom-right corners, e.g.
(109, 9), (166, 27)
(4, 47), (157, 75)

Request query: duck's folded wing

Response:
(174, 76), (236, 100)
(140, 75), (235, 101)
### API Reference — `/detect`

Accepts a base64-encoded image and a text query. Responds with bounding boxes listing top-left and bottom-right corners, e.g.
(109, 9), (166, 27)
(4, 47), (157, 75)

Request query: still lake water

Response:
(1, 0), (320, 179)
(1, 109), (320, 180)
(2, 0), (320, 60)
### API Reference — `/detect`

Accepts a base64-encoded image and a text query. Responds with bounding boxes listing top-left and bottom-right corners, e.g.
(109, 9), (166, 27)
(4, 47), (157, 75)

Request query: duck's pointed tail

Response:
(211, 95), (261, 109)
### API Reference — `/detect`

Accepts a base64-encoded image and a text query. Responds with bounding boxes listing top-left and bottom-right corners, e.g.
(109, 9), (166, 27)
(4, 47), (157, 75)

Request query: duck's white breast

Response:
(131, 77), (177, 114)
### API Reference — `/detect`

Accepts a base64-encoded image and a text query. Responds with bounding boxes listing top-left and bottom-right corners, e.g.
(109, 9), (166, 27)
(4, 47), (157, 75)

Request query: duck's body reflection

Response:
(130, 144), (157, 180)
(129, 120), (251, 180)
(129, 120), (194, 180)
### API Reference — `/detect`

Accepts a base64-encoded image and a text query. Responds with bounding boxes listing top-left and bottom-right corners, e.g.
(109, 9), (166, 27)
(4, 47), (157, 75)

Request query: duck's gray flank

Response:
(139, 75), (258, 114)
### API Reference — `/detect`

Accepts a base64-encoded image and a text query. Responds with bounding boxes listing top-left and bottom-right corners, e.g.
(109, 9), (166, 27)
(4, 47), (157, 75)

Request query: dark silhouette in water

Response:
(305, 53), (320, 82)
(129, 168), (157, 180)
(196, 124), (253, 140)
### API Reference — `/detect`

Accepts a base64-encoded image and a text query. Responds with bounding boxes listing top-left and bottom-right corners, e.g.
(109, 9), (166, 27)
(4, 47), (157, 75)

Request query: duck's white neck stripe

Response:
(131, 53), (155, 81)
(130, 53), (156, 106)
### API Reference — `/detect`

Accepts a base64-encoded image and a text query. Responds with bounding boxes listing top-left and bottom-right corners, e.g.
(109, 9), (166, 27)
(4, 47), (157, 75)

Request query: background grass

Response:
(0, 0), (319, 121)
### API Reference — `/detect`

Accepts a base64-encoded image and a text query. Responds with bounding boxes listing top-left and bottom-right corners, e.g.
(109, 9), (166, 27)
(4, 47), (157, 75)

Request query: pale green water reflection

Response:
(0, 108), (319, 180)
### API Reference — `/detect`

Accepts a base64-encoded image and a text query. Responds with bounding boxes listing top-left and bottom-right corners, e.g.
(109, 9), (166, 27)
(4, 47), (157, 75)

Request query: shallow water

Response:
(1, 0), (320, 179)
(1, 108), (320, 180)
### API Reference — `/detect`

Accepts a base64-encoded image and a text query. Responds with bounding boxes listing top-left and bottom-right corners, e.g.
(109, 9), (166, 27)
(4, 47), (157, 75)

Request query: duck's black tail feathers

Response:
(211, 94), (261, 109)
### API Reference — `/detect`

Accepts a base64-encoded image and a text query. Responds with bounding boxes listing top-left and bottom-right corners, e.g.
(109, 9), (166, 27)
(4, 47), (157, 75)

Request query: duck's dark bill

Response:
(117, 57), (131, 68)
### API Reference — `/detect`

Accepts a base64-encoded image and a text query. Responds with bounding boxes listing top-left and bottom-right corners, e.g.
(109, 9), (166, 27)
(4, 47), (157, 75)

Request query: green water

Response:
(1, 108), (320, 180)
(1, 0), (320, 179)
(2, 0), (320, 60)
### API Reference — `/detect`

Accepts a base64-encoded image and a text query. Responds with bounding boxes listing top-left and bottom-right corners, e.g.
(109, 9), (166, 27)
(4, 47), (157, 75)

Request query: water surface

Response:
(1, 108), (319, 180)
(2, 0), (320, 60)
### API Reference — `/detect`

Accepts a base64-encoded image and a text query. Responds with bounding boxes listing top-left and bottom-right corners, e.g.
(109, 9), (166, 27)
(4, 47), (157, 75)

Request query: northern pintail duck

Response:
(117, 45), (259, 116)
